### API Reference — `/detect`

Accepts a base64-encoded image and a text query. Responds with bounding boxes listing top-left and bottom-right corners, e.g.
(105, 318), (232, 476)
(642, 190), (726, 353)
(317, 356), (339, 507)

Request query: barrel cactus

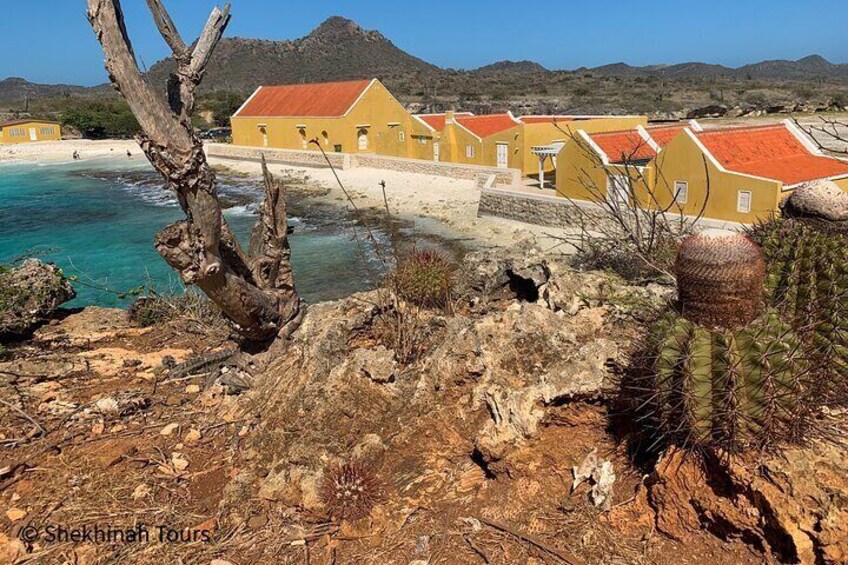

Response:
(629, 230), (809, 451)
(749, 181), (848, 399)
(392, 249), (454, 309)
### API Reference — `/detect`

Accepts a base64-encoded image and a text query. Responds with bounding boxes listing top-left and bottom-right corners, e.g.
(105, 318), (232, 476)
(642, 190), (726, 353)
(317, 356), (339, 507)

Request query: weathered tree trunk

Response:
(87, 0), (301, 341)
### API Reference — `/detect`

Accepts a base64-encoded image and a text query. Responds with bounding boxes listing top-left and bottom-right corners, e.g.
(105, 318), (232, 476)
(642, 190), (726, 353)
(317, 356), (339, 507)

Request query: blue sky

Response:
(2, 0), (848, 86)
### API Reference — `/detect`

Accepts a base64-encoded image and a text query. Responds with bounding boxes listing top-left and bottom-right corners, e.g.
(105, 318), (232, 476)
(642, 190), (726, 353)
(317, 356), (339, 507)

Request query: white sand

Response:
(0, 139), (141, 163)
(0, 139), (577, 251)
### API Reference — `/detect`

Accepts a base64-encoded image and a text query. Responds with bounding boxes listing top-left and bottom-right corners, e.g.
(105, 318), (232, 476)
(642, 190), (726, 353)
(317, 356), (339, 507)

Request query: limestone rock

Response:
(646, 443), (848, 564)
(258, 465), (323, 511)
(782, 179), (848, 225)
(456, 239), (551, 304)
(344, 346), (398, 384)
(0, 259), (76, 339)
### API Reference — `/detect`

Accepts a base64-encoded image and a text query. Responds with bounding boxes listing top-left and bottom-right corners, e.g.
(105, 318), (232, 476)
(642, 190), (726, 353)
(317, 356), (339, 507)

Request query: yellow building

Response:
(230, 79), (432, 158)
(519, 115), (647, 176)
(556, 119), (848, 223)
(0, 119), (61, 144)
(556, 126), (659, 207)
(414, 112), (523, 169)
(652, 120), (848, 223)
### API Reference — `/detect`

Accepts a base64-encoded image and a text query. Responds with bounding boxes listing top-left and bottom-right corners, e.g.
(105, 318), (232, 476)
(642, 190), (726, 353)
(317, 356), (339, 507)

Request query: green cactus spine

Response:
(643, 309), (805, 449)
(751, 219), (848, 393)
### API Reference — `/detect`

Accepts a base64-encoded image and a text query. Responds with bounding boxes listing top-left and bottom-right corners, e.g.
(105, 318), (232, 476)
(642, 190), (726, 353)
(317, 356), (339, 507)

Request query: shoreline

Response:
(0, 138), (580, 253)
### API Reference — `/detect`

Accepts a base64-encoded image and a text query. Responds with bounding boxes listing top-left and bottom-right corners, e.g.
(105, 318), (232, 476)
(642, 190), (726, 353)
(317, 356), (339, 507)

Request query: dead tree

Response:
(87, 0), (300, 341)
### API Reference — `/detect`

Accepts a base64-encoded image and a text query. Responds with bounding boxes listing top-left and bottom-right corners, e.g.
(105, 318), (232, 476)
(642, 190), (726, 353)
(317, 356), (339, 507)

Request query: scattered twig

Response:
(0, 398), (47, 436)
(477, 516), (585, 565)
(464, 535), (492, 564)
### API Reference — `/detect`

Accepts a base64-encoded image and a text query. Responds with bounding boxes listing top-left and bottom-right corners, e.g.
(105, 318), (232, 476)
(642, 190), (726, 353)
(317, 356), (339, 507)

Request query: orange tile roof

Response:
(695, 124), (848, 185)
(416, 112), (474, 132)
(235, 79), (373, 118)
(647, 125), (685, 148)
(590, 129), (657, 163)
(520, 116), (576, 125)
(456, 114), (520, 138)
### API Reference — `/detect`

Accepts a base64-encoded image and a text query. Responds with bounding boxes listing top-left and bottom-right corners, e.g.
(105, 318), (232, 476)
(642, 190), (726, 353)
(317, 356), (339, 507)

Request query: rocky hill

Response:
(145, 16), (440, 95)
(0, 77), (94, 107)
(6, 16), (848, 118)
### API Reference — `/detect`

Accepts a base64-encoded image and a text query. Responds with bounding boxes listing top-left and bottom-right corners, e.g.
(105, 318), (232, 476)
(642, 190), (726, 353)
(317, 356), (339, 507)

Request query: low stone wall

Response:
(205, 143), (519, 185)
(478, 188), (747, 231)
(351, 153), (518, 186)
(205, 143), (349, 169)
(478, 188), (607, 228)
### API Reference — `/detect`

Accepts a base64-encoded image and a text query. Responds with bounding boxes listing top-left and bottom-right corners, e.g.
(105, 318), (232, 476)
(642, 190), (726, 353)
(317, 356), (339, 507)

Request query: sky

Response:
(2, 0), (848, 86)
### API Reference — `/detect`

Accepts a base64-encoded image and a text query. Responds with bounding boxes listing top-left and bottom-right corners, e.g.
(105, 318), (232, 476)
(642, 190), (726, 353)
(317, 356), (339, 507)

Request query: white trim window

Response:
(398, 130), (405, 142)
(737, 190), (752, 213)
(674, 180), (689, 204)
(465, 145), (475, 158)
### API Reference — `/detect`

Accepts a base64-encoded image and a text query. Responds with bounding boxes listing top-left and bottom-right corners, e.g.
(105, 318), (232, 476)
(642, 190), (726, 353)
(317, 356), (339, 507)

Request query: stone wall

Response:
(351, 153), (518, 185)
(478, 187), (745, 231)
(205, 143), (519, 186)
(205, 143), (349, 169)
(477, 188), (608, 228)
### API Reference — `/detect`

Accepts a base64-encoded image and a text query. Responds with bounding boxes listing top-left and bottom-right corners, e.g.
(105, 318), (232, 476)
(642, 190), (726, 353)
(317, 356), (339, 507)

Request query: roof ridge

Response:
(258, 78), (372, 89)
(590, 128), (643, 138)
(697, 123), (786, 135)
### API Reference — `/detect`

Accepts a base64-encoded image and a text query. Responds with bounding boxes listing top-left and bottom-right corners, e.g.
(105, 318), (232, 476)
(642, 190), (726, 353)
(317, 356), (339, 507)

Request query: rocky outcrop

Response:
(235, 244), (663, 514)
(644, 443), (848, 564)
(0, 259), (76, 340)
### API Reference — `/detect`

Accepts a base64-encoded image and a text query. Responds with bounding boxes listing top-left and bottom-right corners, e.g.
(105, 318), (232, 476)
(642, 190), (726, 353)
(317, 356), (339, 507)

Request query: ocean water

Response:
(0, 157), (394, 307)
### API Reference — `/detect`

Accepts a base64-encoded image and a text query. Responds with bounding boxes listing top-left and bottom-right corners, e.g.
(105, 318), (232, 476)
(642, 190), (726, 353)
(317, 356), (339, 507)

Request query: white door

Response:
(433, 142), (440, 162)
(29, 128), (37, 141)
(358, 130), (369, 151)
(496, 143), (509, 168)
(607, 175), (630, 208)
(260, 127), (268, 147)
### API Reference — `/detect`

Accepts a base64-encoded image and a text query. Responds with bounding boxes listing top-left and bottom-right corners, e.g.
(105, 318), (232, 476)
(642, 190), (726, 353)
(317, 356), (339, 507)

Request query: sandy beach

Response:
(0, 139), (142, 163)
(0, 139), (577, 251)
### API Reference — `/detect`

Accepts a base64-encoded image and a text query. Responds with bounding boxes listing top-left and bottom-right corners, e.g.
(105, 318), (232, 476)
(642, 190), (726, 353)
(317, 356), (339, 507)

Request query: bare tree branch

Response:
(145, 0), (188, 56)
(88, 0), (300, 342)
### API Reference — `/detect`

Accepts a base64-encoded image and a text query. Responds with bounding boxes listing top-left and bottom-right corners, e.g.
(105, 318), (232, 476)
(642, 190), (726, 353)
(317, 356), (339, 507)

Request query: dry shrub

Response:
(128, 291), (226, 330)
(370, 299), (431, 365)
(573, 233), (678, 282)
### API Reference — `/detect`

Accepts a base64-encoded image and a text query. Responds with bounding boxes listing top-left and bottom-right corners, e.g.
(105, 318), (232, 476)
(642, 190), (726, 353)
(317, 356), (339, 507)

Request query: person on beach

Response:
(72, 151), (80, 160)
(126, 150), (133, 159)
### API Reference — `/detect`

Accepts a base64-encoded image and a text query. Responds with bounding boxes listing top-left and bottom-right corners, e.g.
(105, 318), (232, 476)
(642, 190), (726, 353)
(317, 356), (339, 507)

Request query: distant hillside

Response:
(476, 60), (548, 74)
(5, 16), (848, 118)
(588, 54), (848, 80)
(0, 77), (94, 107)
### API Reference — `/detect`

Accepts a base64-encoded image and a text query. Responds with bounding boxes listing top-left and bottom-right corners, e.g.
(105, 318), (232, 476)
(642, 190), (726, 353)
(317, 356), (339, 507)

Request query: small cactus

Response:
(628, 230), (809, 452)
(391, 249), (454, 309)
(320, 462), (384, 521)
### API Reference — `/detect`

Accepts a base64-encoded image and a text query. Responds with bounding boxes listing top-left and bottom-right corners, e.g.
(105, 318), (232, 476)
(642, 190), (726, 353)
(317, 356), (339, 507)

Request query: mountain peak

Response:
(798, 54), (832, 67)
(308, 16), (374, 41)
(477, 60), (548, 73)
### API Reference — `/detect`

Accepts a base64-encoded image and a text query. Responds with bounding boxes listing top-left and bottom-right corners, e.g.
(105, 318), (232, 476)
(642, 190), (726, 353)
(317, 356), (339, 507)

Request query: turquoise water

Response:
(0, 158), (391, 307)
